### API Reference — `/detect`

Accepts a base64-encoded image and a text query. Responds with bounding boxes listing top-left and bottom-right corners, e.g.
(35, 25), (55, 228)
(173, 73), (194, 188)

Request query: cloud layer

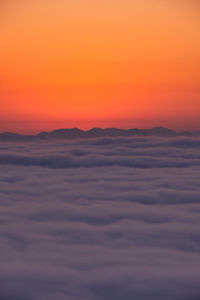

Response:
(0, 136), (200, 299)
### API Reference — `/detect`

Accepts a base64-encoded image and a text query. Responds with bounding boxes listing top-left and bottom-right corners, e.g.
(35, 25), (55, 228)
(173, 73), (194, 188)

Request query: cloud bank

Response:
(0, 136), (200, 299)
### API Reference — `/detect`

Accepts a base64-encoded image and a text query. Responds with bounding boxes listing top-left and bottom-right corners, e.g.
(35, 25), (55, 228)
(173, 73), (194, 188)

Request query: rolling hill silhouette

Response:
(0, 127), (194, 141)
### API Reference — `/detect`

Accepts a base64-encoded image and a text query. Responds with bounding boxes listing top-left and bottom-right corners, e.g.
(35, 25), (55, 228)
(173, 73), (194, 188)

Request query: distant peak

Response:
(0, 127), (194, 141)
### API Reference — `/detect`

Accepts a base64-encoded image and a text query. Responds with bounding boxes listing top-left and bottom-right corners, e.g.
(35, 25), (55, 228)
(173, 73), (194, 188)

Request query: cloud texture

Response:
(0, 136), (200, 299)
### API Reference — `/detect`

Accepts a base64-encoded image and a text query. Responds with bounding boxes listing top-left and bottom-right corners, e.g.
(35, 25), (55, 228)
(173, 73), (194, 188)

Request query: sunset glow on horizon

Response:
(0, 0), (199, 133)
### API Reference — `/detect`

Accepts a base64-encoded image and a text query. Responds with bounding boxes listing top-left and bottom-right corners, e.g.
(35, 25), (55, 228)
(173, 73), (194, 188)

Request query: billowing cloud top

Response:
(0, 136), (200, 299)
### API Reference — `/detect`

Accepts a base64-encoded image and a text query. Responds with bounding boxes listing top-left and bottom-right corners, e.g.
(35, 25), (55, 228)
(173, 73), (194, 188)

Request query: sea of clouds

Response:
(0, 136), (200, 300)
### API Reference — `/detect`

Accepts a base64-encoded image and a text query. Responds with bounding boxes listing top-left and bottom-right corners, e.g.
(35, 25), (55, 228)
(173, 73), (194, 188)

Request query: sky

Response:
(0, 0), (200, 133)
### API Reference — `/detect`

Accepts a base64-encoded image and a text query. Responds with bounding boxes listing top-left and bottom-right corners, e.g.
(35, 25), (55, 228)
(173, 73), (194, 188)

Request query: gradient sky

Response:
(0, 0), (200, 133)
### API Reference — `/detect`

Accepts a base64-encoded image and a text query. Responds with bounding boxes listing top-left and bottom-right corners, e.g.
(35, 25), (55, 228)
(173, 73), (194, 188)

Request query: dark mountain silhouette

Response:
(0, 127), (194, 141)
(0, 132), (35, 141)
(38, 128), (84, 139)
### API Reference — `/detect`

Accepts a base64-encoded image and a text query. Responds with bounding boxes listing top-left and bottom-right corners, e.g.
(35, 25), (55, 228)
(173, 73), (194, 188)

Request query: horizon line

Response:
(0, 126), (199, 136)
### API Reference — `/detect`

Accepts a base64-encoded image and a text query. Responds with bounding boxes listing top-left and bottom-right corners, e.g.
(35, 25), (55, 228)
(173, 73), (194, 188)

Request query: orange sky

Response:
(0, 0), (200, 133)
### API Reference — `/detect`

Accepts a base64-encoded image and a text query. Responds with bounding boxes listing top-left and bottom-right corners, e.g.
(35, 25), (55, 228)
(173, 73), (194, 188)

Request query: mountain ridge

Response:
(0, 127), (197, 141)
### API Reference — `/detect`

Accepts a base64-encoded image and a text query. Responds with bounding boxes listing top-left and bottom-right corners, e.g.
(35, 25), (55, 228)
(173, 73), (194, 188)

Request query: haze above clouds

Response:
(1, 136), (200, 299)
